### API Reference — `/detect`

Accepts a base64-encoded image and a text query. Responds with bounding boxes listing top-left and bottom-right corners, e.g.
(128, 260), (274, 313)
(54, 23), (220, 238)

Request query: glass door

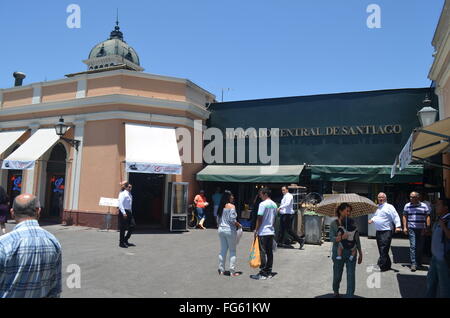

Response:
(169, 182), (188, 231)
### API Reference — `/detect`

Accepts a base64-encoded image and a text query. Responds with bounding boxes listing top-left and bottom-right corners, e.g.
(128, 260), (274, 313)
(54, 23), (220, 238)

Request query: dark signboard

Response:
(207, 88), (437, 165)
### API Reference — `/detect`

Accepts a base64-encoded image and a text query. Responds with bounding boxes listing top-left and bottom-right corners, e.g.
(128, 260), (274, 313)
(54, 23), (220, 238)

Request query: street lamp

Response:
(54, 117), (81, 151)
(417, 95), (438, 127)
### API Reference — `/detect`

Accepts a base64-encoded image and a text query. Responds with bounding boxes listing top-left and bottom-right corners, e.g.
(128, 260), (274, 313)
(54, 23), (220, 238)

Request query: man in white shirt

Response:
(251, 188), (277, 280)
(118, 182), (136, 248)
(368, 192), (401, 271)
(277, 186), (305, 249)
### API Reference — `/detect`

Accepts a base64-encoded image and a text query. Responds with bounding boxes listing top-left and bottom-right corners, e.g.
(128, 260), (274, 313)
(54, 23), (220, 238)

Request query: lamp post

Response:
(54, 117), (81, 151)
(417, 95), (438, 127)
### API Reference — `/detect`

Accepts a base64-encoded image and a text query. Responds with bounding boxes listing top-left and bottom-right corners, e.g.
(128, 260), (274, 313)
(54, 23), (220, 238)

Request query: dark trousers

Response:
(277, 214), (303, 245)
(119, 210), (135, 244)
(376, 230), (393, 271)
(258, 235), (274, 276)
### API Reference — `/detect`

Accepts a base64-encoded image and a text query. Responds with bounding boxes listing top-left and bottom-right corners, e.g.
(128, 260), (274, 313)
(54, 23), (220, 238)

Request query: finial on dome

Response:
(110, 9), (124, 41)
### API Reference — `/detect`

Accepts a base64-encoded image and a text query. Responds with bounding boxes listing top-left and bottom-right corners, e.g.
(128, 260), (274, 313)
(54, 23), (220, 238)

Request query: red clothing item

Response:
(194, 195), (208, 208)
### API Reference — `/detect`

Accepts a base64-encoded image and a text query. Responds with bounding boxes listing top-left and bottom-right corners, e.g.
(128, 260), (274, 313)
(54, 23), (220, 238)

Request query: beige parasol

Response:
(315, 193), (377, 217)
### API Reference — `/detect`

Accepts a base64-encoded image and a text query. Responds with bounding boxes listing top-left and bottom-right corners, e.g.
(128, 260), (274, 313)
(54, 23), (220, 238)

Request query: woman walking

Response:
(217, 190), (242, 277)
(194, 190), (208, 229)
(329, 203), (363, 298)
(0, 186), (10, 235)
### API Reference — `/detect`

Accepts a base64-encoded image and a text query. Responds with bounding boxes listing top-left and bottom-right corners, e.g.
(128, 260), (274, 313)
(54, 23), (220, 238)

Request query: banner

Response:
(1, 160), (35, 170)
(126, 162), (182, 175)
(390, 156), (399, 179)
(398, 134), (413, 170)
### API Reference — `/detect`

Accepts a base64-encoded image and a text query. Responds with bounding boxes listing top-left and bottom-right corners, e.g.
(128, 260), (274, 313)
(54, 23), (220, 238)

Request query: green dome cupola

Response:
(83, 20), (143, 72)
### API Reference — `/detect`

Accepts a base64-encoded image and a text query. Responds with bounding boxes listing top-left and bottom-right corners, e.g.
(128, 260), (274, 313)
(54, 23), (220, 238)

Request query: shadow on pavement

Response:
(392, 246), (431, 269)
(396, 274), (427, 298)
(131, 229), (185, 235)
(315, 293), (365, 298)
(391, 246), (411, 265)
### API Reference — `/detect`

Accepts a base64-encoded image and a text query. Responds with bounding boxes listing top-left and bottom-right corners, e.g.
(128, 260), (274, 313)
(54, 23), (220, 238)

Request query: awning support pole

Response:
(416, 128), (450, 141)
(412, 156), (450, 170)
(413, 141), (446, 153)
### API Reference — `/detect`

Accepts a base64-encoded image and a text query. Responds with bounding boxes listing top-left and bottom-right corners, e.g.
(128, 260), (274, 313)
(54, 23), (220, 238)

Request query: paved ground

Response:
(3, 221), (430, 298)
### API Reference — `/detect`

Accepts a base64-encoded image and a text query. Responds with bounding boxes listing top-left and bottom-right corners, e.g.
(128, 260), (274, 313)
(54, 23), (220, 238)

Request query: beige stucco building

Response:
(429, 0), (450, 197)
(0, 23), (215, 229)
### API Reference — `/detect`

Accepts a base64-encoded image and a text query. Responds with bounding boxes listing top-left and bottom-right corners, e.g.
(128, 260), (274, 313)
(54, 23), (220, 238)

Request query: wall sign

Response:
(227, 125), (403, 139)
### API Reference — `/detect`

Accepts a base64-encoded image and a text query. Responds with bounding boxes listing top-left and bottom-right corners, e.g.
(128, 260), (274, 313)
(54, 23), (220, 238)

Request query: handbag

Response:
(249, 237), (261, 268)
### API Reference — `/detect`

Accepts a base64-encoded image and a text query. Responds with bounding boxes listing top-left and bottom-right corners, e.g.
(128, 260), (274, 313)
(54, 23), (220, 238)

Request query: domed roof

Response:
(89, 39), (140, 66)
(87, 22), (140, 66)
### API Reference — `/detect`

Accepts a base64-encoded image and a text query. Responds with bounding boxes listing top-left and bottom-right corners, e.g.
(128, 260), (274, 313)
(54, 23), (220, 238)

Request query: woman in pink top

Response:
(194, 190), (209, 229)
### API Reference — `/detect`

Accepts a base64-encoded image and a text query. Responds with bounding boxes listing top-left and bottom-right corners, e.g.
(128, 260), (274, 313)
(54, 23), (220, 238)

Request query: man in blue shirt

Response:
(403, 191), (431, 272)
(425, 198), (450, 298)
(0, 194), (62, 298)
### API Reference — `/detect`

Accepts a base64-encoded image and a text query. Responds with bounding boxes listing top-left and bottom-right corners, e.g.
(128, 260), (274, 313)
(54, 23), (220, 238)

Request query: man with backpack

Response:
(425, 198), (450, 298)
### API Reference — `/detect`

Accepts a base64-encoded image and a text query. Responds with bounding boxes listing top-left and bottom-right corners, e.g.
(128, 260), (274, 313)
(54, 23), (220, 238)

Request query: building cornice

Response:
(0, 110), (205, 131)
(429, 31), (450, 82)
(429, 1), (450, 82)
(432, 1), (450, 48)
(1, 69), (215, 102)
(0, 94), (211, 120)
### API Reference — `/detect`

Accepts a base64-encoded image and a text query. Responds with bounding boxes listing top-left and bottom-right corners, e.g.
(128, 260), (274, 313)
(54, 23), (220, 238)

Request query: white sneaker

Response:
(250, 274), (267, 280)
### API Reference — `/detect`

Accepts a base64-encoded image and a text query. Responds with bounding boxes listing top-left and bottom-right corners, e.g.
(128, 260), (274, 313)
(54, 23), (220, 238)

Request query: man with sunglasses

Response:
(403, 191), (431, 272)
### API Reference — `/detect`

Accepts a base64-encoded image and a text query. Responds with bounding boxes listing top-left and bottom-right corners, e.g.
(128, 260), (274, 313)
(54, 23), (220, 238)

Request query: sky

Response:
(0, 0), (445, 102)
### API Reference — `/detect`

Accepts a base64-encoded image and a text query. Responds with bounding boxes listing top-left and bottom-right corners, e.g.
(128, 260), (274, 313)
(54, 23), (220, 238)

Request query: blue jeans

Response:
(218, 230), (237, 273)
(196, 207), (205, 220)
(332, 254), (357, 297)
(426, 256), (450, 298)
(408, 228), (425, 266)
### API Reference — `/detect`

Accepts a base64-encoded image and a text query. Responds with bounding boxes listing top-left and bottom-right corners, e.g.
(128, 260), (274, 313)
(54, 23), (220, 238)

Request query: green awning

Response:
(310, 165), (423, 183)
(196, 165), (304, 183)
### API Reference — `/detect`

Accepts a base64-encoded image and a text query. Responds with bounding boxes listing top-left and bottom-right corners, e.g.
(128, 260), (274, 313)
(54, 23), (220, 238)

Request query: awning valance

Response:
(0, 130), (26, 157)
(1, 128), (62, 170)
(196, 165), (304, 183)
(125, 123), (182, 175)
(310, 165), (423, 183)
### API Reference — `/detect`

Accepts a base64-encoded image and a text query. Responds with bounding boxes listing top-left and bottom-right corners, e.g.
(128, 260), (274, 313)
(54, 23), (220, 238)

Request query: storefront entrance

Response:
(43, 143), (67, 221)
(129, 173), (165, 227)
(7, 170), (22, 204)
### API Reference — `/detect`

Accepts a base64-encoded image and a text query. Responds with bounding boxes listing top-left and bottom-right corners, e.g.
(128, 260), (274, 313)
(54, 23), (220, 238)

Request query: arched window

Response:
(47, 143), (67, 174)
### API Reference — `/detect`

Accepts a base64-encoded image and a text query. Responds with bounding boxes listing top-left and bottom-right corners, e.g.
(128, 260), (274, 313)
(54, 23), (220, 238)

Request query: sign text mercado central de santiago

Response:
(226, 124), (403, 139)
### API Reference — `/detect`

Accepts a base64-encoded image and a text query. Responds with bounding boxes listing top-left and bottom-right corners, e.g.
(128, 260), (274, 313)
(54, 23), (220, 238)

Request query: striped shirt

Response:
(403, 202), (430, 230)
(0, 220), (62, 298)
(218, 208), (237, 232)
